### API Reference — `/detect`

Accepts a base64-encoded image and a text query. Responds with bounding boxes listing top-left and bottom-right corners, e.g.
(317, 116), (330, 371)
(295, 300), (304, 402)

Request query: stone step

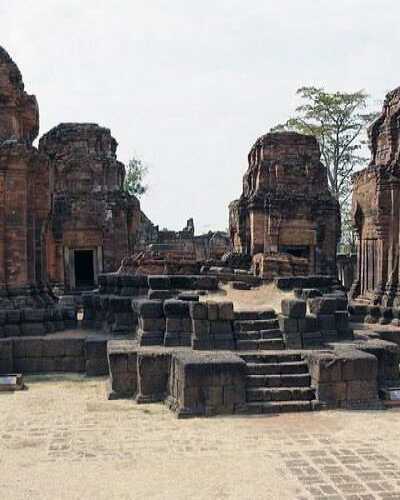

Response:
(246, 373), (311, 388)
(246, 361), (309, 376)
(246, 386), (315, 402)
(234, 319), (279, 332)
(236, 329), (282, 341)
(260, 329), (282, 339)
(234, 309), (276, 321)
(242, 400), (314, 414)
(258, 339), (285, 350)
(236, 331), (261, 341)
(236, 339), (284, 351)
(240, 352), (303, 363)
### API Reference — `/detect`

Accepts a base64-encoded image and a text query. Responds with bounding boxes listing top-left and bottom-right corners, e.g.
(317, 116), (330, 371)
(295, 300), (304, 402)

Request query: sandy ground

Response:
(203, 283), (294, 312)
(1, 376), (400, 500)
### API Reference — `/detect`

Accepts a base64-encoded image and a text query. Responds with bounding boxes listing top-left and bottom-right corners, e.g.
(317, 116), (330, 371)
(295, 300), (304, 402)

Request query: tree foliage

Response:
(124, 156), (148, 197)
(272, 86), (377, 251)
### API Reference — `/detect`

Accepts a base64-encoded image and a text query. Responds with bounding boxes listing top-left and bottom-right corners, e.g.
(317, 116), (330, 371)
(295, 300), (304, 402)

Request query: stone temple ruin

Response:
(352, 87), (400, 307)
(39, 122), (140, 292)
(0, 45), (400, 416)
(229, 132), (340, 278)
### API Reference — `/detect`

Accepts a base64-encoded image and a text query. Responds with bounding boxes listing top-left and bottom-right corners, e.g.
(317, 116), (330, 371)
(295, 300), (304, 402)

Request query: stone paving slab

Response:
(1, 376), (400, 499)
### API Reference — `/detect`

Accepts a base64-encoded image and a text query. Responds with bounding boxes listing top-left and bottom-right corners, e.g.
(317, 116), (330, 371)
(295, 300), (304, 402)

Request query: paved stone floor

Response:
(1, 376), (400, 499)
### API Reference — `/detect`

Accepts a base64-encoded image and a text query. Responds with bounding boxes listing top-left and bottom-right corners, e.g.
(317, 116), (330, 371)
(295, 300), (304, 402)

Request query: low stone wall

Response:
(279, 296), (352, 349)
(106, 340), (393, 416)
(107, 340), (138, 399)
(166, 350), (246, 417)
(136, 351), (171, 403)
(82, 274), (147, 334)
(305, 348), (382, 409)
(98, 274), (148, 296)
(106, 340), (246, 417)
(0, 335), (108, 376)
(147, 274), (218, 300)
(275, 275), (338, 291)
(0, 306), (77, 337)
(348, 302), (400, 327)
(351, 339), (400, 387)
(82, 274), (219, 332)
(133, 298), (236, 349)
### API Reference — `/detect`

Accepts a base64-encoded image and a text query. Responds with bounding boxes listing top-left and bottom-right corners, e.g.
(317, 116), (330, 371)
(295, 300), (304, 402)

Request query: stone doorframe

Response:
(63, 246), (103, 290)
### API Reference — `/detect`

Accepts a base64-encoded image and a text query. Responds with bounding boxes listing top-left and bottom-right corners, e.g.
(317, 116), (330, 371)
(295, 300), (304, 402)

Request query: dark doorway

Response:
(74, 250), (94, 288)
(280, 245), (310, 260)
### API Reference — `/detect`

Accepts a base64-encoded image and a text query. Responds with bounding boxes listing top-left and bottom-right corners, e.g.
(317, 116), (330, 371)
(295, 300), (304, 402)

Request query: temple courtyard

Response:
(1, 375), (400, 500)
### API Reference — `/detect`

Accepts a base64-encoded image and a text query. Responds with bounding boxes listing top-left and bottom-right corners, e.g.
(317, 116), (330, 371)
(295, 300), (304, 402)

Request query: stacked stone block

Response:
(81, 273), (147, 334)
(85, 336), (109, 376)
(191, 301), (235, 351)
(136, 352), (171, 403)
(308, 296), (337, 343)
(107, 340), (138, 399)
(166, 350), (246, 417)
(306, 348), (381, 409)
(353, 339), (400, 387)
(0, 306), (77, 338)
(308, 295), (352, 342)
(347, 303), (368, 323)
(279, 299), (306, 349)
(0, 339), (13, 372)
(12, 336), (86, 373)
(134, 300), (165, 346)
(275, 276), (337, 292)
(164, 300), (192, 347)
(147, 275), (218, 301)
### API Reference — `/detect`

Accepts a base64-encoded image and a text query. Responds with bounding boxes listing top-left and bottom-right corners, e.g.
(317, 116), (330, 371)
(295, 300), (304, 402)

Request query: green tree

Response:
(124, 156), (148, 197)
(272, 86), (377, 251)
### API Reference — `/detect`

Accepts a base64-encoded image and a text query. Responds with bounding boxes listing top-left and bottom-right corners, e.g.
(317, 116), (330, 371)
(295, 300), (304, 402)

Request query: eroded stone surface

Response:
(229, 132), (340, 277)
(352, 87), (400, 306)
(39, 123), (140, 292)
(0, 46), (39, 144)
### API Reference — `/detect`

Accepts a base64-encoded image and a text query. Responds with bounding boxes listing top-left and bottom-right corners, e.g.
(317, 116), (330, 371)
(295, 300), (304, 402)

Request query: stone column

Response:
(375, 231), (388, 305)
(349, 230), (361, 301)
(382, 183), (398, 306)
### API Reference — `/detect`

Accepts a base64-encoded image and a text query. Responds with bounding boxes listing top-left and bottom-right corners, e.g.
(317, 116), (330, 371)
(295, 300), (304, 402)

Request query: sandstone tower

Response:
(352, 87), (400, 305)
(39, 123), (141, 291)
(0, 46), (51, 306)
(229, 132), (340, 277)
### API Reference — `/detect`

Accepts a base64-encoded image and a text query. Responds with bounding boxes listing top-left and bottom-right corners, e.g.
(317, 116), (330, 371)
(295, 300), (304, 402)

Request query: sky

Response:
(1, 0), (399, 234)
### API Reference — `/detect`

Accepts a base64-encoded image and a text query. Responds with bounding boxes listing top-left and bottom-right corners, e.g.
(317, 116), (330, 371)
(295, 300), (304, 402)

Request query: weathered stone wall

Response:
(133, 217), (231, 266)
(229, 132), (340, 276)
(0, 334), (108, 375)
(279, 295), (352, 349)
(39, 123), (141, 292)
(306, 348), (382, 409)
(0, 47), (50, 297)
(166, 350), (246, 417)
(0, 47), (39, 144)
(133, 297), (236, 349)
(352, 87), (400, 306)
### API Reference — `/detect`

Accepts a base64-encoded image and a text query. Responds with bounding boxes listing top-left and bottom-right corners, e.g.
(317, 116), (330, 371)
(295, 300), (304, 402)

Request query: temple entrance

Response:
(74, 250), (95, 288)
(280, 244), (310, 260)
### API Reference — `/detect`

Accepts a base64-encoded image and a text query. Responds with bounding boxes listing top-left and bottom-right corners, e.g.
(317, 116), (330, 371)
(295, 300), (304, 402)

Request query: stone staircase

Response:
(240, 352), (317, 414)
(234, 310), (284, 351)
